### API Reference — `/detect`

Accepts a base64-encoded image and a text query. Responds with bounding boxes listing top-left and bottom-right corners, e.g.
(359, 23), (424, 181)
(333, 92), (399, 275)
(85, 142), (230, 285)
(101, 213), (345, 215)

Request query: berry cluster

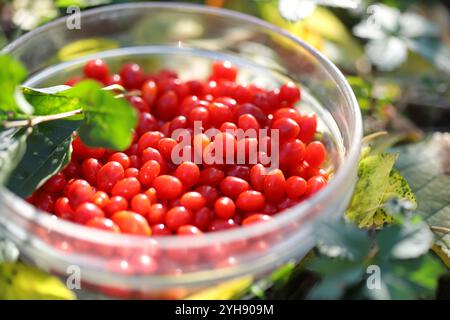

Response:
(28, 59), (329, 237)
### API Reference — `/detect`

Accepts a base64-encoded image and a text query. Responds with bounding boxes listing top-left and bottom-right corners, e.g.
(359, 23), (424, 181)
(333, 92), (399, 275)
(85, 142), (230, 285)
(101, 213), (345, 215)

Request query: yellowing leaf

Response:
(0, 263), (76, 300)
(346, 153), (404, 228)
(57, 38), (118, 61)
(185, 277), (253, 300)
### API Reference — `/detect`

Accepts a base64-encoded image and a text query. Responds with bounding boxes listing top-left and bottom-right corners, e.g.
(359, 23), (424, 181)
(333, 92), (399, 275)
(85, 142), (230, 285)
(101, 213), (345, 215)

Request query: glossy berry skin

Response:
(67, 181), (94, 210)
(108, 152), (131, 170)
(93, 191), (110, 208)
(211, 60), (237, 82)
(112, 211), (151, 235)
(119, 63), (144, 90)
(147, 203), (167, 225)
(298, 114), (317, 143)
(304, 141), (326, 167)
(250, 164), (266, 192)
(54, 197), (74, 219)
(177, 225), (202, 236)
(305, 176), (327, 197)
(97, 161), (124, 193)
(151, 224), (172, 236)
(42, 172), (66, 193)
(242, 214), (272, 226)
(279, 81), (301, 105)
(220, 176), (249, 199)
(286, 176), (307, 199)
(214, 197), (236, 219)
(271, 118), (300, 140)
(84, 59), (109, 82)
(85, 217), (120, 233)
(111, 177), (141, 199)
(165, 206), (193, 231)
(263, 169), (286, 203)
(74, 203), (105, 224)
(105, 196), (128, 217)
(130, 193), (151, 216)
(236, 191), (265, 212)
(152, 175), (182, 200)
(81, 158), (101, 185)
(180, 192), (206, 211)
(175, 161), (200, 187)
(139, 160), (160, 187)
(32, 60), (331, 237)
(141, 80), (158, 107)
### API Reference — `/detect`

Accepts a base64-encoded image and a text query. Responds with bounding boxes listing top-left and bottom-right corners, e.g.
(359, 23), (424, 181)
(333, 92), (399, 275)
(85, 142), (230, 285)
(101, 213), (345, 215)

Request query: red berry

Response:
(111, 177), (141, 199)
(180, 192), (206, 211)
(105, 196), (128, 216)
(286, 176), (307, 199)
(42, 172), (66, 193)
(131, 193), (151, 216)
(199, 167), (225, 187)
(154, 90), (179, 121)
(165, 206), (193, 231)
(112, 210), (151, 235)
(175, 161), (200, 187)
(81, 158), (101, 185)
(177, 225), (203, 236)
(128, 96), (149, 113)
(147, 203), (167, 225)
(74, 203), (105, 224)
(137, 131), (163, 154)
(141, 80), (158, 107)
(279, 81), (300, 105)
(93, 191), (110, 208)
(152, 175), (182, 200)
(54, 197), (74, 219)
(237, 114), (260, 131)
(84, 59), (109, 82)
(271, 117), (300, 140)
(236, 190), (265, 211)
(85, 217), (120, 233)
(304, 141), (326, 167)
(195, 185), (219, 207)
(220, 176), (249, 199)
(250, 164), (267, 191)
(72, 137), (105, 160)
(139, 160), (160, 187)
(263, 169), (286, 203)
(305, 176), (327, 197)
(120, 63), (144, 90)
(214, 197), (236, 219)
(67, 181), (94, 209)
(97, 161), (124, 192)
(124, 167), (139, 178)
(137, 112), (159, 135)
(242, 214), (272, 226)
(211, 61), (237, 82)
(151, 224), (172, 236)
(193, 207), (213, 231)
(298, 114), (317, 143)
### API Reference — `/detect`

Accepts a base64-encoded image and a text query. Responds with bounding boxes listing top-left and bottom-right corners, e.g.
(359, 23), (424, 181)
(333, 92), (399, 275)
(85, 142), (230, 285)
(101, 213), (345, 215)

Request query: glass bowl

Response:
(0, 2), (362, 299)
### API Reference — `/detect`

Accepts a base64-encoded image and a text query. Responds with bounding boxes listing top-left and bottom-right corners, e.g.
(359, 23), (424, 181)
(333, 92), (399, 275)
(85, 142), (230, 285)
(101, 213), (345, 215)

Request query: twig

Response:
(430, 226), (450, 234)
(2, 109), (83, 129)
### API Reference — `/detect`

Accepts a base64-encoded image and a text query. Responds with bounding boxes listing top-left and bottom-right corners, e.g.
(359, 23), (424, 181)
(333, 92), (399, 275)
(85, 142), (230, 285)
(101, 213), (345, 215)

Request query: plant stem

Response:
(2, 109), (83, 129)
(430, 226), (450, 234)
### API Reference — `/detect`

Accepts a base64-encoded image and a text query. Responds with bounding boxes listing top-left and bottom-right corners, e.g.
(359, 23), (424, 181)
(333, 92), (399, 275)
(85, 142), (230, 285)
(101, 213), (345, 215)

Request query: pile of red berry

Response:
(28, 59), (329, 237)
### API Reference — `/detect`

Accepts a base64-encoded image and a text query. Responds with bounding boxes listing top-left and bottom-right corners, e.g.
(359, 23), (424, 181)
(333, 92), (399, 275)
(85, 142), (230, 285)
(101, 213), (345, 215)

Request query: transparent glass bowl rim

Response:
(1, 2), (363, 248)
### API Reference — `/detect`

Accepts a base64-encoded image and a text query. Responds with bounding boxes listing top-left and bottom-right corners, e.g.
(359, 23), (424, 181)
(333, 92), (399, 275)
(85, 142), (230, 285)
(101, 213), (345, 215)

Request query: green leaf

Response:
(22, 86), (82, 117)
(307, 257), (365, 300)
(6, 120), (80, 198)
(391, 134), (450, 265)
(0, 263), (75, 300)
(66, 80), (137, 150)
(0, 55), (28, 113)
(346, 153), (399, 227)
(367, 254), (445, 300)
(0, 128), (28, 185)
(314, 219), (371, 260)
(377, 221), (433, 260)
